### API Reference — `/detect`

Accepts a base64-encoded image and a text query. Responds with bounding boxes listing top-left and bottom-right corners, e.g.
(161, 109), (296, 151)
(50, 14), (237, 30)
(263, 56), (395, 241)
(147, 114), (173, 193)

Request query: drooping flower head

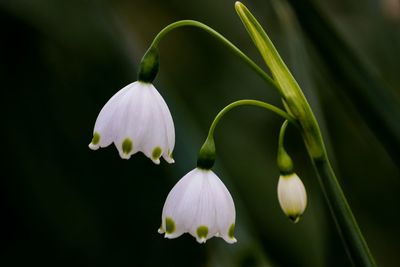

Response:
(158, 168), (236, 244)
(88, 81), (175, 164)
(277, 173), (307, 223)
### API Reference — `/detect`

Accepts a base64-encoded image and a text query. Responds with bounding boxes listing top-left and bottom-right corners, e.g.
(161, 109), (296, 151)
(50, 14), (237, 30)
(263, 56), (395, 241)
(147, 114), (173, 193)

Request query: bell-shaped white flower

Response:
(88, 81), (175, 164)
(158, 168), (236, 244)
(277, 173), (307, 223)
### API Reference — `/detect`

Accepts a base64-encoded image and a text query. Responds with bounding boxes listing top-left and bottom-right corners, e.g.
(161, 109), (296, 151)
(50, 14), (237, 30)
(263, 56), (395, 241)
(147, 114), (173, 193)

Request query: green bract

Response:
(235, 1), (324, 160)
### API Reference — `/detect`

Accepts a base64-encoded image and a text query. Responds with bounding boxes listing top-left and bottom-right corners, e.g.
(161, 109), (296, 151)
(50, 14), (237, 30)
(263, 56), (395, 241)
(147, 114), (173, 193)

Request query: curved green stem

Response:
(197, 100), (296, 170)
(207, 99), (297, 138)
(277, 120), (294, 174)
(150, 20), (282, 95)
(278, 120), (289, 151)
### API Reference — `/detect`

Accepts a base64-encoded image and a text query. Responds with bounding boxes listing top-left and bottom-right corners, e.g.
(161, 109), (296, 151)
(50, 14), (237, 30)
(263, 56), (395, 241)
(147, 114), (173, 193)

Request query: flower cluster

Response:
(89, 77), (309, 244)
(89, 26), (308, 243)
(89, 80), (237, 243)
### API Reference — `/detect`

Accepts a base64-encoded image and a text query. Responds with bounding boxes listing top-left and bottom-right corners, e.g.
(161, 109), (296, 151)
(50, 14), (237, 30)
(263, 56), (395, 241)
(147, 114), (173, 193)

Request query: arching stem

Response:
(277, 120), (294, 174)
(207, 99), (297, 139)
(149, 20), (282, 95)
(197, 99), (297, 169)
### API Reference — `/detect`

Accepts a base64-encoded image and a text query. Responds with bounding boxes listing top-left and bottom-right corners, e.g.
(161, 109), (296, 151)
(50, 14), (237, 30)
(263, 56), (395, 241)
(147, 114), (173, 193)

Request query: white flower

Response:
(277, 173), (307, 223)
(88, 81), (175, 164)
(158, 168), (236, 244)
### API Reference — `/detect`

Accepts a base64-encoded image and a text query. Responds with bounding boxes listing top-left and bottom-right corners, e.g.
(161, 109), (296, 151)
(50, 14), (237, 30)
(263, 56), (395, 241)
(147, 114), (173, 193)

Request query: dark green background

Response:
(1, 0), (399, 266)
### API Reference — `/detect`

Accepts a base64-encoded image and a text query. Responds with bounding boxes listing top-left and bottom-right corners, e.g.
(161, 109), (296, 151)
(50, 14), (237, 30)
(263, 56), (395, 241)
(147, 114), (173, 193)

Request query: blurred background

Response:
(1, 0), (399, 266)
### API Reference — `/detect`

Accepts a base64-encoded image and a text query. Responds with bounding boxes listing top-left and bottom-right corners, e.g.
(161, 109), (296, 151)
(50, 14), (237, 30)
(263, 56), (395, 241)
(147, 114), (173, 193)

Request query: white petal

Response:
(160, 169), (202, 238)
(128, 84), (164, 163)
(207, 171), (236, 242)
(166, 170), (202, 227)
(150, 84), (175, 157)
(187, 171), (217, 242)
(114, 82), (146, 159)
(90, 84), (132, 149)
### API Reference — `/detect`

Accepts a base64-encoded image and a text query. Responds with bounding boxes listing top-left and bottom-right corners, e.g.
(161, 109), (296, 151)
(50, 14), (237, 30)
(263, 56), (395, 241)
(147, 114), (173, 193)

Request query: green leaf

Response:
(234, 1), (324, 159)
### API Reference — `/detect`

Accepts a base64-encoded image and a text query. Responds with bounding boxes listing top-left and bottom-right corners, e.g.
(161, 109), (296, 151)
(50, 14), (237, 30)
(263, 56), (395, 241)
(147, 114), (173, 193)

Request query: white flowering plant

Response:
(88, 2), (376, 266)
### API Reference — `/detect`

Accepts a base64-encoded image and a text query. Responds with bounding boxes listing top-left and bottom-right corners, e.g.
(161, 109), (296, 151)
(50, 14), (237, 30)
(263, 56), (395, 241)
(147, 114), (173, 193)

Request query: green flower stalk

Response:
(277, 121), (294, 175)
(197, 99), (295, 170)
(142, 20), (281, 94)
(235, 2), (376, 266)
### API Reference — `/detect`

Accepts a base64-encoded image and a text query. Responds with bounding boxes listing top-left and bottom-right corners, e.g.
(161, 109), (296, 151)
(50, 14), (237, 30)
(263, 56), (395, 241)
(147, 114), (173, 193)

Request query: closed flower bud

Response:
(277, 173), (307, 223)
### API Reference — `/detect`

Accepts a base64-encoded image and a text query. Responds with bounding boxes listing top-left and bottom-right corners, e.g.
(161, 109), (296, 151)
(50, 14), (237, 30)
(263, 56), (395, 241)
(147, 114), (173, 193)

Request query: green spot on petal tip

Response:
(228, 224), (235, 239)
(91, 132), (100, 145)
(165, 217), (175, 234)
(152, 146), (162, 160)
(196, 226), (208, 239)
(168, 149), (173, 159)
(122, 138), (133, 154)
